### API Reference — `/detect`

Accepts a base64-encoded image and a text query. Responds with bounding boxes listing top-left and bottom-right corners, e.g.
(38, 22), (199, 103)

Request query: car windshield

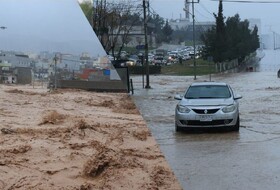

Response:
(185, 85), (231, 99)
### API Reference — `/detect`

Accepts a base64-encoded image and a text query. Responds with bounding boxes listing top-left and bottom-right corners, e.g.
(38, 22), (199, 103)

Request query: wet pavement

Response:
(132, 49), (280, 190)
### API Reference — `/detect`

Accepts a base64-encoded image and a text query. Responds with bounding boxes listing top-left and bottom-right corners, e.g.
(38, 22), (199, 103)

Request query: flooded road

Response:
(132, 49), (280, 190)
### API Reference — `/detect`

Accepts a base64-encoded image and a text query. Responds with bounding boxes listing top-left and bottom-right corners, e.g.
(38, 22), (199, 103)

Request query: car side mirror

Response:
(174, 94), (183, 100)
(234, 94), (242, 100)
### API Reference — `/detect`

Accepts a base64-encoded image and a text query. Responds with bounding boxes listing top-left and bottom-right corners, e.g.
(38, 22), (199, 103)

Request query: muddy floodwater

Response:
(132, 49), (280, 190)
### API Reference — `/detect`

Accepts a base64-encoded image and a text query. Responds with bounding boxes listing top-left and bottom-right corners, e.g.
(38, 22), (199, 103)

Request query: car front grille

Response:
(192, 108), (220, 114)
(180, 119), (233, 126)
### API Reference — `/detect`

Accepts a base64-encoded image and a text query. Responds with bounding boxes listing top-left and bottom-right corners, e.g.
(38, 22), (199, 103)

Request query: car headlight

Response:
(222, 104), (236, 113)
(177, 105), (191, 113)
(126, 61), (134, 66)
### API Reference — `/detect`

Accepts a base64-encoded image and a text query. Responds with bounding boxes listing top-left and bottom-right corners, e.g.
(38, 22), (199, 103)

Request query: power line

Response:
(195, 7), (212, 20)
(199, 2), (215, 17)
(209, 0), (280, 3)
(149, 6), (170, 21)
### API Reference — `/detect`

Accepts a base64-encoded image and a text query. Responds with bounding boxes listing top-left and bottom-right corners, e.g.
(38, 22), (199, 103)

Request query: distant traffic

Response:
(108, 45), (204, 67)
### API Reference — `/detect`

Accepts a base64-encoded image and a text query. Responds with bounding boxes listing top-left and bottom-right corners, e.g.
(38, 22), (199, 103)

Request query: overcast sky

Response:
(150, 0), (280, 34)
(0, 0), (106, 56)
(1, 0), (279, 55)
(79, 0), (280, 34)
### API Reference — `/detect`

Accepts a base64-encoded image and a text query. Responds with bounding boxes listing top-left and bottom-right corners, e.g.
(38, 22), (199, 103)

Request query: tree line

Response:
(79, 0), (173, 59)
(201, 0), (260, 63)
(80, 0), (259, 63)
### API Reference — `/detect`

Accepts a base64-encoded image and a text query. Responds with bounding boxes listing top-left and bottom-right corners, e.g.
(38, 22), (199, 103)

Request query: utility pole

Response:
(53, 54), (58, 90)
(273, 31), (276, 50)
(91, 0), (95, 28)
(143, 0), (150, 88)
(272, 31), (280, 50)
(191, 0), (199, 80)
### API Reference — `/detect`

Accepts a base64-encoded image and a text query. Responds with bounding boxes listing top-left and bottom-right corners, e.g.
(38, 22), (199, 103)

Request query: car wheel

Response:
(232, 117), (240, 131)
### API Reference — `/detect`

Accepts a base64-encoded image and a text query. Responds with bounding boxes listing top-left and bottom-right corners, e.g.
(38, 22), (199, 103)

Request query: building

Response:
(0, 51), (33, 84)
(111, 25), (156, 49)
(169, 0), (214, 39)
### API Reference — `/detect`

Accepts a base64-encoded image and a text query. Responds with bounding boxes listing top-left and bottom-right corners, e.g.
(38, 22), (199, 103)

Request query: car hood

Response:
(180, 98), (234, 106)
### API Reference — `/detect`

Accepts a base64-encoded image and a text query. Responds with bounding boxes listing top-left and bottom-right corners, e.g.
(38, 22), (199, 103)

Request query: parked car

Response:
(167, 55), (178, 64)
(128, 55), (140, 65)
(174, 82), (242, 132)
(182, 53), (191, 60)
(107, 54), (114, 61)
(111, 59), (135, 67)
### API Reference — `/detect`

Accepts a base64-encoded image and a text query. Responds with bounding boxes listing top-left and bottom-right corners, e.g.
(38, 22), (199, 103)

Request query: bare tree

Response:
(80, 0), (143, 59)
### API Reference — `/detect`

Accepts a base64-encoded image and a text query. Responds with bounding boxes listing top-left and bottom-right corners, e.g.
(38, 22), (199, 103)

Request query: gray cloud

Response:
(0, 0), (105, 56)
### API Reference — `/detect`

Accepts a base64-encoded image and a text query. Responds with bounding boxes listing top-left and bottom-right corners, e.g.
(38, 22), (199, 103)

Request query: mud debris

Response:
(39, 110), (66, 125)
(0, 84), (182, 189)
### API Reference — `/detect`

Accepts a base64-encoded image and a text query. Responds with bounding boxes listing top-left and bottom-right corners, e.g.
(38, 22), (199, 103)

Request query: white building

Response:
(169, 0), (214, 31)
(0, 51), (33, 68)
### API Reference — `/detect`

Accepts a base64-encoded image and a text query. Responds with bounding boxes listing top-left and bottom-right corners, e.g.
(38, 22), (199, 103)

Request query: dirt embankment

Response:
(0, 85), (182, 190)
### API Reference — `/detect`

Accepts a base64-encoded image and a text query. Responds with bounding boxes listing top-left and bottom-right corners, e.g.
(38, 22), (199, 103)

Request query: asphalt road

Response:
(132, 49), (280, 190)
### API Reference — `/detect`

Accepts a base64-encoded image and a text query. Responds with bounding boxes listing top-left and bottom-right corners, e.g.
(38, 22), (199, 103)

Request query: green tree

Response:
(161, 20), (173, 43)
(224, 14), (240, 60)
(201, 1), (260, 63)
(80, 1), (93, 27)
(250, 25), (260, 52)
(225, 14), (259, 62)
(171, 25), (206, 45)
(79, 0), (142, 58)
(201, 26), (216, 59)
(147, 14), (165, 45)
(213, 0), (227, 62)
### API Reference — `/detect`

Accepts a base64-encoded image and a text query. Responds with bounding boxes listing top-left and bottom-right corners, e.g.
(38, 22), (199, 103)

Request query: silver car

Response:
(175, 82), (242, 132)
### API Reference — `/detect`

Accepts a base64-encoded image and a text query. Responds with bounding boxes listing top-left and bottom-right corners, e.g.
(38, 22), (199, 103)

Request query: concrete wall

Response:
(15, 67), (32, 84)
(54, 68), (129, 92)
(58, 80), (127, 92)
(115, 67), (129, 92)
